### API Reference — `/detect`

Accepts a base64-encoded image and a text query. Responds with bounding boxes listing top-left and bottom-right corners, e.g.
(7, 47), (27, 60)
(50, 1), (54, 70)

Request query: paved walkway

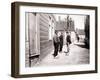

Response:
(35, 42), (89, 67)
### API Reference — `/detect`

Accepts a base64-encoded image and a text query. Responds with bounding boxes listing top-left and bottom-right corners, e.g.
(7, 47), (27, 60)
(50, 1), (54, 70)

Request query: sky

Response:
(54, 14), (86, 30)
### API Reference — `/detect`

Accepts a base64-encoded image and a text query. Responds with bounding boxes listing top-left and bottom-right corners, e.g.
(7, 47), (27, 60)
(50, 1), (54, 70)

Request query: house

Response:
(84, 15), (90, 48)
(55, 16), (75, 32)
(25, 13), (56, 67)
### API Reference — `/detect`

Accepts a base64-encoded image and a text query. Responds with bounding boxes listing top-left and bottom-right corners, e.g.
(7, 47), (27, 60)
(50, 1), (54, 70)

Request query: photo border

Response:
(11, 2), (98, 78)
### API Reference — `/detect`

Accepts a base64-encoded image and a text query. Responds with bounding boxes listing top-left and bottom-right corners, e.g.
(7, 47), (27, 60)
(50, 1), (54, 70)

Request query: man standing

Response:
(59, 32), (63, 52)
(66, 32), (71, 54)
(76, 33), (79, 42)
(53, 31), (60, 58)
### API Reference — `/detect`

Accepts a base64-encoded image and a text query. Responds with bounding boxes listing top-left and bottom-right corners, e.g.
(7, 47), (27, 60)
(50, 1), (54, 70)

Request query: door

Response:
(28, 13), (39, 56)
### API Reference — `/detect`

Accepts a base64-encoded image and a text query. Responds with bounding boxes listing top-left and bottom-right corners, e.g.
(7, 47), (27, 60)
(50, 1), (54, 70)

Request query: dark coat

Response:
(66, 34), (71, 44)
(59, 35), (63, 44)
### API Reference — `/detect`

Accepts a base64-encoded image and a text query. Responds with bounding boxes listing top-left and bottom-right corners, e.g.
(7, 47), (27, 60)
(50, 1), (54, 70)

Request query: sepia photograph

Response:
(25, 13), (90, 67)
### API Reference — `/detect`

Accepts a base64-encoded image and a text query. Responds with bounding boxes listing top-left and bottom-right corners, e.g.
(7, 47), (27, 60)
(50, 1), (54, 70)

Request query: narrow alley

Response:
(34, 41), (89, 67)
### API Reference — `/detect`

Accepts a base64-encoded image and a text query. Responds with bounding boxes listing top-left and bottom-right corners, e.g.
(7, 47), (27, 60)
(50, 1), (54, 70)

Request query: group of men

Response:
(52, 31), (71, 58)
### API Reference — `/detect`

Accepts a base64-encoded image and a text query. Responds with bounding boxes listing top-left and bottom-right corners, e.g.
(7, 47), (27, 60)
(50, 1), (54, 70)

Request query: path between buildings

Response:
(34, 42), (89, 67)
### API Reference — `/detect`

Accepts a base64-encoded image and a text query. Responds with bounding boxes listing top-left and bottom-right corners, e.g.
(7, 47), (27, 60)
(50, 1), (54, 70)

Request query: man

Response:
(52, 31), (60, 58)
(59, 32), (63, 52)
(76, 33), (79, 42)
(66, 32), (71, 54)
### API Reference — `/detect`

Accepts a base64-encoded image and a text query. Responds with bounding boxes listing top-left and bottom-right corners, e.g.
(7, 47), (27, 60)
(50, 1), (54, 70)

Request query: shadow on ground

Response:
(75, 43), (89, 49)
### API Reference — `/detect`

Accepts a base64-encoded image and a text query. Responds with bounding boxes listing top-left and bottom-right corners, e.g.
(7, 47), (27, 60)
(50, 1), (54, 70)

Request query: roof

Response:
(55, 21), (75, 31)
(55, 21), (67, 31)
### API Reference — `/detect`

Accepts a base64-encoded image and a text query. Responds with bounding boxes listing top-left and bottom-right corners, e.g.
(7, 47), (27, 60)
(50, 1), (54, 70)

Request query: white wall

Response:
(0, 0), (100, 80)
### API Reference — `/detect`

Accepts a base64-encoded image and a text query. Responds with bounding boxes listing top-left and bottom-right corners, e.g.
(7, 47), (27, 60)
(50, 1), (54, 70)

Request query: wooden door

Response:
(28, 13), (38, 56)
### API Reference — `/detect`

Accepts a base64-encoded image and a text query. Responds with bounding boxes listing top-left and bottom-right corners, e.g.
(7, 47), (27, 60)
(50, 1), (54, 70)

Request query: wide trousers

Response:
(53, 42), (59, 57)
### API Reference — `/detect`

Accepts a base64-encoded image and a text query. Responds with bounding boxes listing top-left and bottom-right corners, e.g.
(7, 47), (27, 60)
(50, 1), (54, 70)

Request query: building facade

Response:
(84, 15), (90, 48)
(25, 13), (56, 67)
